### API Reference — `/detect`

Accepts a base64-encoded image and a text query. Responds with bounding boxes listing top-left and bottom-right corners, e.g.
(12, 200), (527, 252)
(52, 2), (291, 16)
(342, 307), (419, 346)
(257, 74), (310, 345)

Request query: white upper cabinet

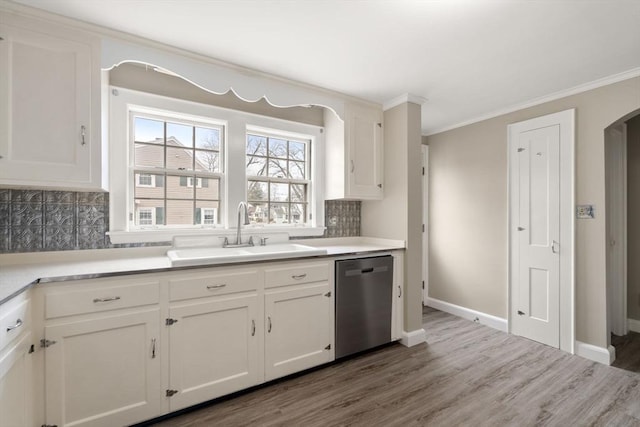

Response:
(325, 102), (384, 200)
(0, 13), (105, 190)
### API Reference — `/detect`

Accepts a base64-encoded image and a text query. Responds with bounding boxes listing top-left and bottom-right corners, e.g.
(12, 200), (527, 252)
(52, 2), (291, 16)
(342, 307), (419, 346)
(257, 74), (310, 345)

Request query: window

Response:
(108, 87), (325, 243)
(138, 208), (155, 225)
(132, 113), (223, 227)
(246, 132), (309, 224)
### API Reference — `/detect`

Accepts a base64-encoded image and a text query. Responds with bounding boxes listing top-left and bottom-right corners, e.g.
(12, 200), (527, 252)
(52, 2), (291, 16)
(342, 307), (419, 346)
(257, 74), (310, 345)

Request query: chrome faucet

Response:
(223, 202), (254, 248)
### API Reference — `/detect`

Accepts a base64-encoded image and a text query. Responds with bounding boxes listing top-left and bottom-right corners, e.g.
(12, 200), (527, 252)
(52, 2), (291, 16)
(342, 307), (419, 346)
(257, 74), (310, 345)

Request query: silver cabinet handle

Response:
(81, 125), (86, 146)
(251, 320), (256, 336)
(207, 284), (226, 290)
(398, 286), (402, 298)
(6, 318), (23, 332)
(268, 316), (272, 333)
(93, 296), (121, 303)
(292, 274), (307, 280)
(552, 240), (559, 254)
(151, 338), (156, 359)
(350, 159), (355, 173)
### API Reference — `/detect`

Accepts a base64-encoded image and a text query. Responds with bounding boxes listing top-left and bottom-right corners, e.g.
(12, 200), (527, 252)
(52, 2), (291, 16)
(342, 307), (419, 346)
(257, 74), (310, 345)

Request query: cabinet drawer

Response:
(265, 261), (329, 288)
(169, 269), (260, 302)
(0, 296), (30, 354)
(45, 281), (160, 319)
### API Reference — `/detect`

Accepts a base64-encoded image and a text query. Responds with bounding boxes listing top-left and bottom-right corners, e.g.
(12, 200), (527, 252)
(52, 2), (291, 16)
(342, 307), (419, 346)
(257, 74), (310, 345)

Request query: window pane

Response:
(247, 155), (267, 176)
(291, 184), (306, 202)
(268, 158), (288, 178)
(270, 182), (289, 202)
(247, 134), (267, 156)
(166, 200), (194, 225)
(196, 200), (219, 225)
(134, 173), (165, 199)
(166, 175), (194, 199)
(195, 127), (220, 151)
(166, 122), (193, 148)
(290, 161), (305, 179)
(196, 178), (220, 201)
(166, 147), (193, 171)
(248, 202), (269, 224)
(290, 203), (306, 224)
(270, 203), (288, 224)
(134, 143), (164, 168)
(195, 150), (219, 173)
(248, 181), (268, 201)
(134, 117), (163, 144)
(134, 199), (163, 225)
(268, 138), (287, 158)
(289, 140), (305, 161)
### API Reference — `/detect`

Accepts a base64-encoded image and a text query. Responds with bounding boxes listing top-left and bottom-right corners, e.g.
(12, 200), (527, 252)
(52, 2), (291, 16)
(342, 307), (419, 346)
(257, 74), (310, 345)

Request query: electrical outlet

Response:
(576, 205), (595, 219)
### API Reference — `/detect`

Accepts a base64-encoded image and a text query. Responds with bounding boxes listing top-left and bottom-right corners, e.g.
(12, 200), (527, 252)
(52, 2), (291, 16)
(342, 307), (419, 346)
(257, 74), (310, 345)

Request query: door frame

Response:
(422, 144), (429, 304)
(605, 123), (628, 338)
(507, 109), (575, 353)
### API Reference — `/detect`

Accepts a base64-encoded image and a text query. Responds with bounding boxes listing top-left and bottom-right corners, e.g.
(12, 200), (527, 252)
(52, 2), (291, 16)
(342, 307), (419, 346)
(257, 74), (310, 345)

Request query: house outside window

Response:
(132, 114), (223, 227)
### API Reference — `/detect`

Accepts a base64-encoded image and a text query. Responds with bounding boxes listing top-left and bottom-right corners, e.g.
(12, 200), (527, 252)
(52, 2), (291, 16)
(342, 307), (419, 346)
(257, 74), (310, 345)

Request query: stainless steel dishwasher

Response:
(335, 255), (393, 359)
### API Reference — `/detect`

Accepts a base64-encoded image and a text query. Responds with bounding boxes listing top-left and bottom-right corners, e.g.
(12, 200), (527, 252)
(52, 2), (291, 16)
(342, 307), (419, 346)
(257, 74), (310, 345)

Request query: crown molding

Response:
(384, 93), (428, 111)
(424, 67), (640, 136)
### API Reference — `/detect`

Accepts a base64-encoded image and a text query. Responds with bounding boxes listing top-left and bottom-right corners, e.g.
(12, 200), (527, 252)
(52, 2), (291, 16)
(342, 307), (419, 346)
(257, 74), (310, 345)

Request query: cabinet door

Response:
(346, 103), (384, 199)
(44, 309), (161, 427)
(168, 294), (260, 411)
(0, 20), (101, 189)
(0, 332), (33, 427)
(265, 282), (333, 381)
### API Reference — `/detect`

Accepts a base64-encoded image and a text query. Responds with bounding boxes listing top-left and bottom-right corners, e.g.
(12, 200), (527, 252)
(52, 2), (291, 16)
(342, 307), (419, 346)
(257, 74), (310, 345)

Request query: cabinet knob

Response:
(377, 183), (382, 189)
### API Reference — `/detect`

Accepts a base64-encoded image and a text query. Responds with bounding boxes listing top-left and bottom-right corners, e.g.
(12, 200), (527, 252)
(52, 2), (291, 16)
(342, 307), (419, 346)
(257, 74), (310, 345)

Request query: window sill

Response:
(107, 226), (326, 245)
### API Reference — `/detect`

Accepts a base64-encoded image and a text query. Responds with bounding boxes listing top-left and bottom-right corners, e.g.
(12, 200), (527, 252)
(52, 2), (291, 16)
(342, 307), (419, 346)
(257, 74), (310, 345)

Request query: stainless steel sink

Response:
(167, 243), (327, 267)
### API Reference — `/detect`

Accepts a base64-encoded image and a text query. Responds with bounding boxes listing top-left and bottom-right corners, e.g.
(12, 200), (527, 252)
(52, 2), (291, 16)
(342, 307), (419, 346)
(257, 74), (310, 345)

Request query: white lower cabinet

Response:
(44, 309), (162, 427)
(265, 282), (333, 381)
(0, 332), (33, 427)
(168, 294), (260, 411)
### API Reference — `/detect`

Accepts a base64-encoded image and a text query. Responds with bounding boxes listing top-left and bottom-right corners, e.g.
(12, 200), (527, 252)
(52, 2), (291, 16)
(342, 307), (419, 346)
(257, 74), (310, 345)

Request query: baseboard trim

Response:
(425, 297), (508, 332)
(400, 329), (426, 347)
(628, 318), (640, 333)
(575, 341), (615, 365)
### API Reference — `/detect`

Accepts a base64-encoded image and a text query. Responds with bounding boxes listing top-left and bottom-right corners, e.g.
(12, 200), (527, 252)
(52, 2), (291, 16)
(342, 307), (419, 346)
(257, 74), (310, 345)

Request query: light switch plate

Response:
(576, 205), (595, 219)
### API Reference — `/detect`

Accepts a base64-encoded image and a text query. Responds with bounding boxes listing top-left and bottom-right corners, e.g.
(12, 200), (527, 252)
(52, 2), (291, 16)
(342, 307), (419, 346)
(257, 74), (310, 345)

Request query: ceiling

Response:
(10, 0), (640, 135)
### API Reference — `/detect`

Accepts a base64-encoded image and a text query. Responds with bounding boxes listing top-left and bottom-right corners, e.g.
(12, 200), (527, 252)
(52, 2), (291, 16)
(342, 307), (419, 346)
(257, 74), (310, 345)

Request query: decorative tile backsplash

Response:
(0, 189), (363, 253)
(0, 189), (111, 253)
(324, 200), (361, 237)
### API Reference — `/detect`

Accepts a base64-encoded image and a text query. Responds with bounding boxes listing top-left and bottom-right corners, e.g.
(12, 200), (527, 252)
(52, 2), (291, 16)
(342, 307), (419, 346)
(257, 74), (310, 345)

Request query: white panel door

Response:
(511, 123), (561, 347)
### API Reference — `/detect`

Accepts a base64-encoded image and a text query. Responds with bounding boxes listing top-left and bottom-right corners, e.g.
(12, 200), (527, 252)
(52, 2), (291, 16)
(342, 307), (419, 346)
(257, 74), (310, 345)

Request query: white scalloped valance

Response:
(101, 37), (345, 120)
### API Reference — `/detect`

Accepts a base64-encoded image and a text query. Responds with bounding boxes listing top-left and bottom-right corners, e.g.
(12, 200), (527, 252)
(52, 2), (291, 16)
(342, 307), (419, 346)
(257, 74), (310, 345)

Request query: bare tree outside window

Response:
(246, 132), (309, 224)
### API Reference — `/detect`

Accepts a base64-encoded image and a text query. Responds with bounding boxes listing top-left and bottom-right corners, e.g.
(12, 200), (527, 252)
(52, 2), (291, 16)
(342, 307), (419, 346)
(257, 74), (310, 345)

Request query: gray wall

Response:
(362, 102), (423, 334)
(426, 76), (640, 348)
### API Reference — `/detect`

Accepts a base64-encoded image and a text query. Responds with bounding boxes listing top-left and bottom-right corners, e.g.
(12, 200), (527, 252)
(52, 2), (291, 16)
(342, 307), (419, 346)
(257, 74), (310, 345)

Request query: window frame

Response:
(246, 127), (312, 225)
(108, 87), (325, 244)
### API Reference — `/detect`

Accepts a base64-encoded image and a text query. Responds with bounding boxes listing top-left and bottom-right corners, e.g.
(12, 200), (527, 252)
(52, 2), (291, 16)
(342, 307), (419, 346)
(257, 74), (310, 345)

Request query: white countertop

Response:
(0, 237), (404, 304)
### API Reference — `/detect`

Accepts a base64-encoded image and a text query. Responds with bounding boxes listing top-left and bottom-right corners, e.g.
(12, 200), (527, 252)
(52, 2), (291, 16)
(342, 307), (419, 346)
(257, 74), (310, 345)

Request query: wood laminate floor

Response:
(148, 307), (640, 427)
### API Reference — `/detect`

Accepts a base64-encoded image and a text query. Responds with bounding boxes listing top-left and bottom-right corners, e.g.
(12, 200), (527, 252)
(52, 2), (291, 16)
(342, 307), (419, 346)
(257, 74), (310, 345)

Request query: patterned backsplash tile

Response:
(324, 200), (361, 237)
(0, 188), (363, 253)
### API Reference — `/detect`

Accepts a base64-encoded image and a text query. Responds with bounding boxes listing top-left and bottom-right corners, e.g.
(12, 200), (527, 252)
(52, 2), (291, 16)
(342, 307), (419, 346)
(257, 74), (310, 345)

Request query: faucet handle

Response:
(219, 237), (229, 247)
(260, 237), (269, 246)
(248, 236), (255, 246)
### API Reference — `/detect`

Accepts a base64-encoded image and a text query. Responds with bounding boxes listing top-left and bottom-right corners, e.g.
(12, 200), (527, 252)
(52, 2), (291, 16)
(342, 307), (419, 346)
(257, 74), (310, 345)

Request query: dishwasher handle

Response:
(345, 266), (389, 277)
